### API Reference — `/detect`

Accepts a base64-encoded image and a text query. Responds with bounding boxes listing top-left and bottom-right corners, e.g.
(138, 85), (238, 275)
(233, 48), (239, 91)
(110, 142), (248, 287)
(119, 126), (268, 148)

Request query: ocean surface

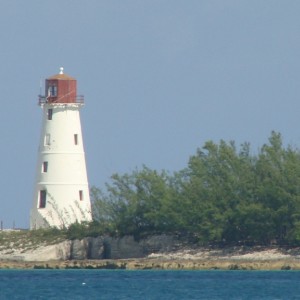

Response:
(1, 269), (300, 299)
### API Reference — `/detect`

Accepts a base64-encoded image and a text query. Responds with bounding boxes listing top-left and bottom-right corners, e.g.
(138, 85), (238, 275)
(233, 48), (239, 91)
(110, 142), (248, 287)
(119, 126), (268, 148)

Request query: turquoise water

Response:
(1, 270), (300, 299)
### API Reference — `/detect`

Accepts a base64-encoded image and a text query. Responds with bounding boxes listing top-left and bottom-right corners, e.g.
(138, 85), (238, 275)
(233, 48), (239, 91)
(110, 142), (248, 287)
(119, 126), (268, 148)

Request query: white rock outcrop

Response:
(0, 241), (72, 262)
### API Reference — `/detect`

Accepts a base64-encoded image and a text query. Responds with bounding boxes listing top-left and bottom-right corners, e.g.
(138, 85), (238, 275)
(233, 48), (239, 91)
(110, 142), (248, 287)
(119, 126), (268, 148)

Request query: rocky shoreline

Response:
(2, 246), (300, 270)
(2, 233), (300, 270)
(1, 257), (300, 270)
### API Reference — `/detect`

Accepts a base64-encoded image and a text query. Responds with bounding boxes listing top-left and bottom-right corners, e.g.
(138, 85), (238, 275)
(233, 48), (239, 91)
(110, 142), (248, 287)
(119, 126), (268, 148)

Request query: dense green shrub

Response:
(91, 132), (300, 246)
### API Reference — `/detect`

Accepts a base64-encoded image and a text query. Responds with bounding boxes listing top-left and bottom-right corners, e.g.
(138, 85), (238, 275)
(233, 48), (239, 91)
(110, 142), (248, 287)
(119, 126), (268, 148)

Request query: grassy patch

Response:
(0, 228), (67, 252)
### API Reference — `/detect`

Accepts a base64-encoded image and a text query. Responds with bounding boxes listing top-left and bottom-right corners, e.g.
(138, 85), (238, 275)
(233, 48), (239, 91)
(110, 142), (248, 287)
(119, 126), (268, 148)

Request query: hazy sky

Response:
(1, 1), (300, 228)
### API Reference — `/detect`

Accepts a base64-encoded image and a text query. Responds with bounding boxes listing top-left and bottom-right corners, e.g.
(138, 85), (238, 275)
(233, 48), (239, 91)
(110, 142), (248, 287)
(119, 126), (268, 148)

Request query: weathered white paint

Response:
(30, 102), (92, 229)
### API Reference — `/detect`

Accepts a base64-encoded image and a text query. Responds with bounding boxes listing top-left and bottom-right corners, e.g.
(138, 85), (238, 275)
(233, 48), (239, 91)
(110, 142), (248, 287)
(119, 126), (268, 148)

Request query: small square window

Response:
(39, 190), (47, 208)
(74, 134), (78, 145)
(44, 134), (51, 146)
(48, 109), (53, 120)
(79, 190), (83, 201)
(42, 161), (48, 173)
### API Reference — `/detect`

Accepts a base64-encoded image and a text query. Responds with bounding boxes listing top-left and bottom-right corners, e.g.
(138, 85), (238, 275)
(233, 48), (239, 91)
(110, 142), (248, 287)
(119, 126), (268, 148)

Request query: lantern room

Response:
(39, 67), (84, 105)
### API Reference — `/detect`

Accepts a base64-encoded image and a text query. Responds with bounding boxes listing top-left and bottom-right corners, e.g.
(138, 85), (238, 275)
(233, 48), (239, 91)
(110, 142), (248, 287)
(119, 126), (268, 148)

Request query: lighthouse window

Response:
(45, 134), (51, 145)
(42, 161), (48, 173)
(39, 190), (47, 208)
(74, 134), (78, 145)
(79, 190), (83, 201)
(48, 85), (57, 97)
(48, 109), (53, 120)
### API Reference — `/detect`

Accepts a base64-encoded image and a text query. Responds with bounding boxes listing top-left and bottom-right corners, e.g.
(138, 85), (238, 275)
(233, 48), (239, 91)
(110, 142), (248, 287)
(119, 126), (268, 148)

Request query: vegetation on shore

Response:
(3, 131), (300, 250)
(91, 131), (300, 247)
(0, 228), (66, 253)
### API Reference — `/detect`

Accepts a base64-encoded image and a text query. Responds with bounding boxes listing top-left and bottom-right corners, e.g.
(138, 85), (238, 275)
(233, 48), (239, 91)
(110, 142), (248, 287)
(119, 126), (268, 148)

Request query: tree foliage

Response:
(91, 132), (300, 246)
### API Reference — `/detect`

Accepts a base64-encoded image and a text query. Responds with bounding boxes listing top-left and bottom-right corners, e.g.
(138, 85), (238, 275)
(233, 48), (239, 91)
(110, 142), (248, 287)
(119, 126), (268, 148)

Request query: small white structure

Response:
(30, 68), (92, 229)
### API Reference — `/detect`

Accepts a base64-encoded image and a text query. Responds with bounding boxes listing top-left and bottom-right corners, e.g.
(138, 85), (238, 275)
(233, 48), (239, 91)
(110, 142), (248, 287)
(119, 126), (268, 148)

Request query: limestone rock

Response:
(88, 236), (105, 259)
(22, 240), (71, 261)
(70, 239), (89, 260)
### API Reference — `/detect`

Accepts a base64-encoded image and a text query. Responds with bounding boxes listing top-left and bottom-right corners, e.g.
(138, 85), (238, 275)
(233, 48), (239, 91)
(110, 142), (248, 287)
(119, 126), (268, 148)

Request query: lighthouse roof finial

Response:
(59, 67), (64, 74)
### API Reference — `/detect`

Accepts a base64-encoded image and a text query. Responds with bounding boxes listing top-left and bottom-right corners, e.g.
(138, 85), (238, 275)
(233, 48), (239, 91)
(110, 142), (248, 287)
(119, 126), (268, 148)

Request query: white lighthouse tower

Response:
(30, 68), (92, 229)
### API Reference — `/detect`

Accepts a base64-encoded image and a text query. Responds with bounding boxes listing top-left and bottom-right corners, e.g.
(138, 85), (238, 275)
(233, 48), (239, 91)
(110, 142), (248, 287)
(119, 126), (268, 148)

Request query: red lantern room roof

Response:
(47, 72), (76, 80)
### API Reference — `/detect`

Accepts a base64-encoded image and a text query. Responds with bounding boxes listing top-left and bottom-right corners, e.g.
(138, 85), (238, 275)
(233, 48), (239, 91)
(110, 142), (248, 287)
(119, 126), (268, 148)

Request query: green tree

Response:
(179, 139), (256, 244)
(92, 166), (175, 238)
(255, 131), (300, 244)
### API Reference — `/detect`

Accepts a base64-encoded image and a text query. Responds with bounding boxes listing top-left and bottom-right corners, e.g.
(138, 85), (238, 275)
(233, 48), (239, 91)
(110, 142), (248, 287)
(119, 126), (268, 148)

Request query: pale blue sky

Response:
(1, 0), (300, 228)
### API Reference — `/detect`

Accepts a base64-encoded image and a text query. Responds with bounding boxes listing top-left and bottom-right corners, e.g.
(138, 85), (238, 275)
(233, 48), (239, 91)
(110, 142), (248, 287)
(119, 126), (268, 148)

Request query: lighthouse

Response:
(30, 68), (92, 229)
